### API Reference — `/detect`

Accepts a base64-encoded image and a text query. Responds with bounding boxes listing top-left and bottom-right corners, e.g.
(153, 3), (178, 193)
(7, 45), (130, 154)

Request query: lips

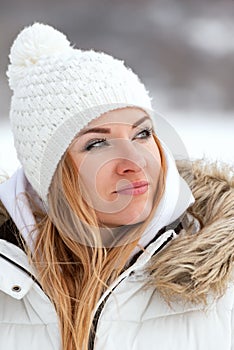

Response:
(115, 180), (149, 195)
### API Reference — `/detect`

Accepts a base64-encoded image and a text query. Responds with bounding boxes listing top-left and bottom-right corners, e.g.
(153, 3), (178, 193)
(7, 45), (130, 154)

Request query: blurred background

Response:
(0, 0), (234, 174)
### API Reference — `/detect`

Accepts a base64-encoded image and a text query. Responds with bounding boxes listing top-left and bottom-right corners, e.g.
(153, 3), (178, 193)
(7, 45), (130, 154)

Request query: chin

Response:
(100, 201), (154, 227)
(126, 208), (152, 225)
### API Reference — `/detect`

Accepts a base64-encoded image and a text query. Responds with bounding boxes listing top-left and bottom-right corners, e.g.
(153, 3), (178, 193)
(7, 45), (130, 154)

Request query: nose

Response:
(115, 143), (147, 175)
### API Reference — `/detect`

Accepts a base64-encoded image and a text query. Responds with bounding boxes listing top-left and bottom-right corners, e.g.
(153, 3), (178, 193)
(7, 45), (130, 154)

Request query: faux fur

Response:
(147, 159), (234, 304)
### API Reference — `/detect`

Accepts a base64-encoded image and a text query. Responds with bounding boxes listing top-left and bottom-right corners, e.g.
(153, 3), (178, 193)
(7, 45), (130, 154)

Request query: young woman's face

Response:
(68, 107), (162, 227)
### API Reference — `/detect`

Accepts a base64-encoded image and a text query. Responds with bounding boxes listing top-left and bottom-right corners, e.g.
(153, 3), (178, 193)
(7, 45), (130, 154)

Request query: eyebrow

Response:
(78, 115), (151, 136)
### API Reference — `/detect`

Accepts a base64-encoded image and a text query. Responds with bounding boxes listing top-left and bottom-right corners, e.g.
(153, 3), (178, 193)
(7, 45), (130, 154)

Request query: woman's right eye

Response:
(84, 138), (108, 151)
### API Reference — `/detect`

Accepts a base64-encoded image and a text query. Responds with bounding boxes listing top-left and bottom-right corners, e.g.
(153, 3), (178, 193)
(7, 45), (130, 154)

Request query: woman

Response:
(0, 23), (233, 350)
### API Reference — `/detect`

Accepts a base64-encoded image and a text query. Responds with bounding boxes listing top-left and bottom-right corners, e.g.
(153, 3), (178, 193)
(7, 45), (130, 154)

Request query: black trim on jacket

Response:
(0, 217), (43, 290)
(0, 217), (26, 252)
(88, 218), (184, 349)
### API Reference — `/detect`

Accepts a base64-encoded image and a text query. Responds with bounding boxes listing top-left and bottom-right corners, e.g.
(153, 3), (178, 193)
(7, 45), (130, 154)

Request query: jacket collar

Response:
(0, 239), (35, 299)
(0, 218), (183, 301)
(0, 168), (43, 252)
(93, 226), (181, 315)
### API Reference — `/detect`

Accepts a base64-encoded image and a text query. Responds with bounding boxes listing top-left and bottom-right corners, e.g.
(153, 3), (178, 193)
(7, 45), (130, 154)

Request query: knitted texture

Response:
(7, 23), (152, 203)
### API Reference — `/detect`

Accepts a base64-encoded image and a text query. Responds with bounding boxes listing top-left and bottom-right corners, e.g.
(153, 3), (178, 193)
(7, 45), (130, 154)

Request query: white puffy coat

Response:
(1, 232), (234, 350)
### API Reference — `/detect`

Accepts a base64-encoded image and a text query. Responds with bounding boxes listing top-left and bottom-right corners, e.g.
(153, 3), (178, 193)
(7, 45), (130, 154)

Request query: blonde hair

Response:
(31, 135), (166, 350)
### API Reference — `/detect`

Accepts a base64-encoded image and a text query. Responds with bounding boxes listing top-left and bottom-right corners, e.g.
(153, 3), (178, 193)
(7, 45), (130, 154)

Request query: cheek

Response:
(76, 154), (114, 209)
(68, 152), (97, 197)
(80, 166), (110, 196)
(144, 140), (162, 173)
(80, 154), (110, 184)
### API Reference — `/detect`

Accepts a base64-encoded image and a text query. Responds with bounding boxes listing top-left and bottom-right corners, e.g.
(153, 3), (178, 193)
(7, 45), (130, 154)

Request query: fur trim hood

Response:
(147, 159), (234, 304)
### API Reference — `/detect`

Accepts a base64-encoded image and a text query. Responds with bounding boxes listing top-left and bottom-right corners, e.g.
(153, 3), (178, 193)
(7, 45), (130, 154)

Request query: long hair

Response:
(31, 135), (166, 350)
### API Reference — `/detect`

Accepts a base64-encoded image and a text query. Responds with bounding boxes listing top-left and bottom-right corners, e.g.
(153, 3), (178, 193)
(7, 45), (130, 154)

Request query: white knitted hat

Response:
(7, 23), (153, 203)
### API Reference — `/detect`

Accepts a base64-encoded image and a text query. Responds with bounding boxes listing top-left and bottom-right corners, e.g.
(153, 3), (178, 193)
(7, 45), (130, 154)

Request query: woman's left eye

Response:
(84, 138), (108, 151)
(134, 127), (153, 140)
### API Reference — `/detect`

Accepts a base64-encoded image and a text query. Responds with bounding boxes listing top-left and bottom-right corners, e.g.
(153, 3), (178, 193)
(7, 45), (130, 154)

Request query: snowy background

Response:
(0, 0), (233, 175)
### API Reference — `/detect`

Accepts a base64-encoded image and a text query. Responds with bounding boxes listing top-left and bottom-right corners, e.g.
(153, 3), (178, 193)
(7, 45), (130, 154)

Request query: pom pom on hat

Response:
(7, 23), (73, 89)
(9, 22), (72, 66)
(7, 23), (153, 204)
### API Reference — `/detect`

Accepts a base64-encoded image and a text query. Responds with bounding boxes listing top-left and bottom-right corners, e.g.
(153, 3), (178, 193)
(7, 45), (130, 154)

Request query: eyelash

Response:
(84, 127), (153, 152)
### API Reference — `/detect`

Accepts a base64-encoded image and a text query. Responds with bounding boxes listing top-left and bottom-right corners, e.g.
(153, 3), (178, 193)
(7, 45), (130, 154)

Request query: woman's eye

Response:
(83, 127), (153, 151)
(134, 127), (153, 140)
(84, 138), (108, 151)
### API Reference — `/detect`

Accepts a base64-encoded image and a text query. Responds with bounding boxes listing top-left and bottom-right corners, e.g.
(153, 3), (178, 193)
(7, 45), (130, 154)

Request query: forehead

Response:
(86, 107), (151, 128)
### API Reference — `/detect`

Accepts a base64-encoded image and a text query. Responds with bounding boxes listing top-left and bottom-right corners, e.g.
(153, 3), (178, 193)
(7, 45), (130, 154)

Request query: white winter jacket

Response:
(0, 160), (233, 349)
(0, 229), (234, 350)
